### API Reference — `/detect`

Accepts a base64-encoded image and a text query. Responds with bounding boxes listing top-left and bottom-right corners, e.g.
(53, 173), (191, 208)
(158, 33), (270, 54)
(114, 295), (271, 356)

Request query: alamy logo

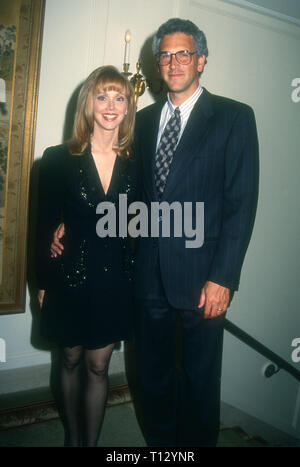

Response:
(291, 78), (300, 103)
(291, 338), (300, 363)
(96, 195), (204, 248)
(0, 338), (6, 363)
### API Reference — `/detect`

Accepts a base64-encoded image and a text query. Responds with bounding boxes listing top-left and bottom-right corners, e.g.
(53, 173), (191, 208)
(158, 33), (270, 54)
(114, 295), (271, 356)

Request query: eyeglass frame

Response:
(156, 50), (197, 66)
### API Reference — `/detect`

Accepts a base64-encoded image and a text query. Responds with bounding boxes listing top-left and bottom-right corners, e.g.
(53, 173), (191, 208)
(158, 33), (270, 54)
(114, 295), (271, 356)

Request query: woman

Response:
(36, 66), (136, 447)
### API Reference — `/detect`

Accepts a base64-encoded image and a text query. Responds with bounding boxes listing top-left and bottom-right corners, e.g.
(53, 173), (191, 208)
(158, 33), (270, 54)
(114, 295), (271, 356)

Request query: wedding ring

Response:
(217, 308), (222, 313)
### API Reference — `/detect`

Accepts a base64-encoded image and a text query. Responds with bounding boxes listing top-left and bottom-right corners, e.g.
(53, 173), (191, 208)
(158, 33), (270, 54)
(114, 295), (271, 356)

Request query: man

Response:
(133, 18), (259, 447)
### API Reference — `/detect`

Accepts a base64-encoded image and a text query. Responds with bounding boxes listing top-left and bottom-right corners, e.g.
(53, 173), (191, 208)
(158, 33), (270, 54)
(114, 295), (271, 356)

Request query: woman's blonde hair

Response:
(68, 65), (136, 157)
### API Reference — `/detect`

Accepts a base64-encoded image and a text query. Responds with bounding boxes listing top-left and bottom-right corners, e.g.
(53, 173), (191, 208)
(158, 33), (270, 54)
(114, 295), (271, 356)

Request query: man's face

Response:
(158, 33), (205, 99)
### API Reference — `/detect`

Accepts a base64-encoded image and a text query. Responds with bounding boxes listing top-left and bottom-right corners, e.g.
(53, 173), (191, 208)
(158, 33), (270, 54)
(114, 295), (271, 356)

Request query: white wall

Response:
(0, 0), (300, 440)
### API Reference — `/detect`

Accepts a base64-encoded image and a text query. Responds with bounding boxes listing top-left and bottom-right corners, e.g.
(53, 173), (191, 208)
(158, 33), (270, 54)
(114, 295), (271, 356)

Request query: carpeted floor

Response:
(0, 403), (146, 447)
(0, 376), (270, 448)
(0, 402), (268, 448)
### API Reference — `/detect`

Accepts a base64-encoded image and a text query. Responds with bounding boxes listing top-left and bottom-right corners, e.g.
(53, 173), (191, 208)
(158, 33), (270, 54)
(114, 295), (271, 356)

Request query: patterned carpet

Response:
(0, 384), (268, 448)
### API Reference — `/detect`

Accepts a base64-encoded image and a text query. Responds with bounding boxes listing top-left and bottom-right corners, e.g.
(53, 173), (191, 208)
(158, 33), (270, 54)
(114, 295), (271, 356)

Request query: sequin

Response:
(121, 237), (135, 281)
(60, 239), (87, 288)
(80, 184), (96, 208)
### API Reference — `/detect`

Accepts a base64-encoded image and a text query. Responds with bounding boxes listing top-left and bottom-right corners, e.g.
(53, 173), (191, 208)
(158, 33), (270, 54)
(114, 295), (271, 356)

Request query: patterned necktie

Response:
(155, 107), (181, 199)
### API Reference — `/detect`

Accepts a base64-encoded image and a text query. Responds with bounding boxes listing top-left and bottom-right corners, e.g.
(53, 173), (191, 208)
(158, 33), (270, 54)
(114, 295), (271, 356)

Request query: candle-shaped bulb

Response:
(124, 30), (131, 64)
(125, 30), (131, 44)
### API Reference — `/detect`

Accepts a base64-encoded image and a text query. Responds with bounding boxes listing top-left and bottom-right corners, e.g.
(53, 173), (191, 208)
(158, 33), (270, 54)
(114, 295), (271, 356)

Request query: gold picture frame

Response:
(0, 0), (45, 314)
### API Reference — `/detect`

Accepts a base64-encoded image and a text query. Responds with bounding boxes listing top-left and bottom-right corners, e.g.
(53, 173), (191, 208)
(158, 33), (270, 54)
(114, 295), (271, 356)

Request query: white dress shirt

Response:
(156, 84), (203, 151)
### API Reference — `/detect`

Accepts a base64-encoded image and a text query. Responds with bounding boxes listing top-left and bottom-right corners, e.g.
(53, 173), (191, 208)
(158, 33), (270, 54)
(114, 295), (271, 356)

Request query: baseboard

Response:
(0, 350), (125, 395)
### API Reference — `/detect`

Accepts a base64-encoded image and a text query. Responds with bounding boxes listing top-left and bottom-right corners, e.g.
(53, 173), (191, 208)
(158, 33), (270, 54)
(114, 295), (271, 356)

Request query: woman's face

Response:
(93, 87), (128, 133)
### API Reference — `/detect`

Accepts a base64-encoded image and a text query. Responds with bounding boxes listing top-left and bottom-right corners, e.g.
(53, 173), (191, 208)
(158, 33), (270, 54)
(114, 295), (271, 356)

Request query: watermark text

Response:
(291, 338), (300, 363)
(291, 78), (300, 103)
(96, 195), (204, 248)
(0, 338), (6, 363)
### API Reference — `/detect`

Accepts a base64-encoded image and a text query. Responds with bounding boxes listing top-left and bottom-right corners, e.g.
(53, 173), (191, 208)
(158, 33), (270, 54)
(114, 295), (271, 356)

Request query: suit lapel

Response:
(162, 88), (214, 200)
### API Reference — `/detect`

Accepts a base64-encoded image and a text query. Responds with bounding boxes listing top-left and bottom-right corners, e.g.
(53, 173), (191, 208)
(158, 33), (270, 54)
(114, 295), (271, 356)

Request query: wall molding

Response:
(85, 0), (110, 74)
(172, 0), (182, 16)
(0, 350), (51, 372)
(189, 0), (300, 39)
(220, 0), (300, 27)
(0, 345), (124, 373)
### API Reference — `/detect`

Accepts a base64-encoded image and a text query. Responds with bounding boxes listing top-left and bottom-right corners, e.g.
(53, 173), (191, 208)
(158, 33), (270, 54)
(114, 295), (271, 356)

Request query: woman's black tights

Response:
(61, 343), (114, 447)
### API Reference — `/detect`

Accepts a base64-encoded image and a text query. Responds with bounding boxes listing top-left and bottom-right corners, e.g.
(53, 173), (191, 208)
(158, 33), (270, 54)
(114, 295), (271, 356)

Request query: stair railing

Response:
(224, 319), (300, 381)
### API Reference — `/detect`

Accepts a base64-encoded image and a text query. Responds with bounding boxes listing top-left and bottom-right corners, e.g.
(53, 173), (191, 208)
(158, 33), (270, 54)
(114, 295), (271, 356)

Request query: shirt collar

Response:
(167, 83), (202, 113)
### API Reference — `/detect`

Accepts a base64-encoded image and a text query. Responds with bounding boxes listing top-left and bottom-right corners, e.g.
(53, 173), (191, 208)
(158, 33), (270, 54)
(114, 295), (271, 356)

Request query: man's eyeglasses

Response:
(157, 50), (197, 66)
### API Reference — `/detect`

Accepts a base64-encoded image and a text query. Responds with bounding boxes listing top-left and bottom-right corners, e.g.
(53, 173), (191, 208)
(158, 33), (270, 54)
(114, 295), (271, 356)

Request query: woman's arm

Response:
(36, 146), (66, 290)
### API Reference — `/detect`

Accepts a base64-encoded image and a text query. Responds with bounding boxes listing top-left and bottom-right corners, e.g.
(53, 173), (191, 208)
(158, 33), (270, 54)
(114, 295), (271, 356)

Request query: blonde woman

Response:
(36, 66), (136, 447)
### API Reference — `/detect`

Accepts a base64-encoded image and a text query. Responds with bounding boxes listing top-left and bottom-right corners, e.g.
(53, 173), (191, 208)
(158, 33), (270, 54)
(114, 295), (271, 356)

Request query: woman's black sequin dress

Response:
(37, 144), (137, 348)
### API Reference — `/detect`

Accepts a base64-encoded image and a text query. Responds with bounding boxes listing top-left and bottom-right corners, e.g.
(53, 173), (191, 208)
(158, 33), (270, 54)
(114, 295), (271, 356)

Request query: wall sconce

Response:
(130, 60), (147, 106)
(122, 30), (147, 107)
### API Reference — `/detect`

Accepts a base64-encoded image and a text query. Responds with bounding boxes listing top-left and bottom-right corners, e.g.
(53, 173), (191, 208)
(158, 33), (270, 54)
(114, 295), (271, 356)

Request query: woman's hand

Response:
(51, 223), (65, 257)
(38, 289), (45, 309)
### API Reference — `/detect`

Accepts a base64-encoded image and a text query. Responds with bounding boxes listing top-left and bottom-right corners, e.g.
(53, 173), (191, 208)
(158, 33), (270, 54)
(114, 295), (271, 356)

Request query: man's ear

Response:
(197, 55), (206, 73)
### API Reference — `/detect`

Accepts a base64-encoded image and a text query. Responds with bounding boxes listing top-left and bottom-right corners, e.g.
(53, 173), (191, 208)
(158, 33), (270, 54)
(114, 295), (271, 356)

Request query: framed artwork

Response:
(0, 0), (45, 314)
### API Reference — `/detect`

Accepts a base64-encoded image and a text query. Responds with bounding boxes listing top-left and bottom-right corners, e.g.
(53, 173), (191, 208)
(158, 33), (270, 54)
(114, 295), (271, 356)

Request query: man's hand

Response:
(198, 281), (230, 319)
(38, 289), (45, 309)
(51, 223), (65, 257)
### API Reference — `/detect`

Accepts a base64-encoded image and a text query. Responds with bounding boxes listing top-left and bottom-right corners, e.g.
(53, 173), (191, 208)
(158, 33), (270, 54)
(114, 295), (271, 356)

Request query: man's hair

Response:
(152, 18), (208, 63)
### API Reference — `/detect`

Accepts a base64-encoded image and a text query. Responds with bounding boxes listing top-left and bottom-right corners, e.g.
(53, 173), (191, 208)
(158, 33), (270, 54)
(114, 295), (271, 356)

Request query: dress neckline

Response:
(85, 144), (120, 198)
